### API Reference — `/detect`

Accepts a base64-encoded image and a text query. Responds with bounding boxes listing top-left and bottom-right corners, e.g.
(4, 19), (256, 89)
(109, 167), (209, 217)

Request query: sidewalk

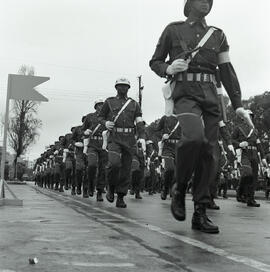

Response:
(0, 184), (182, 272)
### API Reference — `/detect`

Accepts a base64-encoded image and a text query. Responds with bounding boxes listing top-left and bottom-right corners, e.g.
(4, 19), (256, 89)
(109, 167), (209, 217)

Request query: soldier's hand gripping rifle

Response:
(158, 120), (180, 157)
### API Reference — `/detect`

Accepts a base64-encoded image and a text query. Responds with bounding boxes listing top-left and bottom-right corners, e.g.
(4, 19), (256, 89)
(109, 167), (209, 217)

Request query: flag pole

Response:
(0, 75), (11, 199)
(0, 75), (23, 206)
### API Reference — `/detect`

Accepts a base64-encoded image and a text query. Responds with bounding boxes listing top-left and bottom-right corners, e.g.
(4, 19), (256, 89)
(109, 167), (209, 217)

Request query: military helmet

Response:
(94, 98), (104, 109)
(184, 0), (213, 17)
(115, 77), (131, 88)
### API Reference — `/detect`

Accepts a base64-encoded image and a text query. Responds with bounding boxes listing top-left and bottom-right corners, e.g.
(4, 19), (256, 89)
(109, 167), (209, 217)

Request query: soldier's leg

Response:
(75, 169), (83, 195)
(96, 150), (108, 201)
(87, 148), (99, 197)
(115, 146), (134, 208)
(172, 102), (205, 221)
(106, 142), (121, 203)
(161, 156), (174, 200)
(247, 159), (260, 207)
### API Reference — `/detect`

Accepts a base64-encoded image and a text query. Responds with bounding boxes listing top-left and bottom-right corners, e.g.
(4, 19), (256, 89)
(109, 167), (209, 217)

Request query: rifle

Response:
(215, 69), (227, 122)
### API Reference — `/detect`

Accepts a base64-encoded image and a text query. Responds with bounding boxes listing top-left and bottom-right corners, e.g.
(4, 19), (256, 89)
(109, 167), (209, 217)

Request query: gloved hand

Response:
(137, 138), (146, 152)
(84, 129), (92, 136)
(166, 59), (189, 75)
(236, 107), (254, 128)
(239, 141), (248, 148)
(262, 158), (268, 167)
(162, 134), (169, 141)
(105, 121), (115, 130)
(228, 144), (235, 156)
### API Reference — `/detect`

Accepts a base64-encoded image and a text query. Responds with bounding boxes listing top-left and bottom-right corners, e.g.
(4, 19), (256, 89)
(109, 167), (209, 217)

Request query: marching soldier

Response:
(156, 114), (181, 200)
(72, 121), (86, 195)
(98, 78), (146, 208)
(130, 140), (145, 199)
(63, 129), (76, 193)
(232, 110), (267, 207)
(82, 99), (107, 200)
(149, 0), (253, 233)
(53, 140), (64, 192)
(145, 140), (159, 195)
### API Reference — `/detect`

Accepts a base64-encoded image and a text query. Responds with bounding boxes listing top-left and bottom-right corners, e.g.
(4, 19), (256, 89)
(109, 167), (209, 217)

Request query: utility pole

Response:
(138, 75), (144, 109)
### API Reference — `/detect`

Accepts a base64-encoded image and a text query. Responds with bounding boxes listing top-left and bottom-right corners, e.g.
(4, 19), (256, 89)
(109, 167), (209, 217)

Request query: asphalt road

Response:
(1, 184), (270, 272)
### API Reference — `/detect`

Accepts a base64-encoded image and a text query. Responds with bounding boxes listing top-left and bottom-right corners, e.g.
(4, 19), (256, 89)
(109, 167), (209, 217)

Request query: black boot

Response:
(116, 193), (127, 208)
(160, 189), (167, 200)
(106, 186), (115, 203)
(170, 183), (186, 221)
(129, 189), (135, 195)
(96, 190), (104, 202)
(76, 187), (82, 195)
(71, 186), (76, 195)
(59, 185), (64, 192)
(83, 188), (89, 198)
(135, 191), (142, 199)
(192, 204), (219, 234)
(247, 198), (260, 207)
(206, 199), (220, 210)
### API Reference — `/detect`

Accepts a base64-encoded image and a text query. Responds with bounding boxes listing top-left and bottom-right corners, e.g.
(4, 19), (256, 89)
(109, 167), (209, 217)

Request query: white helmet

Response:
(94, 98), (104, 109)
(115, 78), (130, 88)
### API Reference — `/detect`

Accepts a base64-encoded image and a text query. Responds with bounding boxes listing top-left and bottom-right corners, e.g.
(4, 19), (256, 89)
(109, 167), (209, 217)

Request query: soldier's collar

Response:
(186, 17), (207, 29)
(116, 95), (128, 100)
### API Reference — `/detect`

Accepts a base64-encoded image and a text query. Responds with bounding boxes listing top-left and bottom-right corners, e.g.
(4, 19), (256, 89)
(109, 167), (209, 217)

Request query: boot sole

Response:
(106, 194), (114, 203)
(192, 224), (219, 234)
(170, 205), (185, 221)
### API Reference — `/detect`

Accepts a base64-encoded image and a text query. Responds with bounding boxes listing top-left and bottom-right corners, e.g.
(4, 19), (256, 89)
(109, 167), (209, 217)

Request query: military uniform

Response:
(232, 124), (264, 206)
(98, 95), (145, 207)
(149, 3), (243, 233)
(130, 141), (145, 199)
(71, 125), (86, 195)
(145, 141), (159, 195)
(156, 115), (181, 200)
(62, 132), (75, 192)
(82, 112), (107, 199)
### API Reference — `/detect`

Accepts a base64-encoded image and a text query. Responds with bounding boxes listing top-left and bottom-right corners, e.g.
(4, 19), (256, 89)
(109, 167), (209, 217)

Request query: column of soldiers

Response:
(33, 0), (270, 234)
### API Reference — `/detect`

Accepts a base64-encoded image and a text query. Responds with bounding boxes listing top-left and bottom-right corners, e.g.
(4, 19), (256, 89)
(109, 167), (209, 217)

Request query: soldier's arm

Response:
(219, 120), (232, 146)
(231, 127), (241, 148)
(134, 102), (146, 139)
(217, 31), (242, 110)
(149, 25), (172, 78)
(155, 116), (165, 132)
(98, 100), (110, 126)
(81, 115), (91, 131)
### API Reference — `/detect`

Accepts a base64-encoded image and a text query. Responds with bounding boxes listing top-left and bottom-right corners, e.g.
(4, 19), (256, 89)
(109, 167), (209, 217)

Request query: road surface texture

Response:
(0, 183), (270, 272)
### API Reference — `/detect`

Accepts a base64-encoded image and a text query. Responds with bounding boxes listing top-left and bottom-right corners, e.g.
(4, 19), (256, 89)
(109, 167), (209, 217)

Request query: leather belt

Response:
(114, 127), (135, 133)
(90, 136), (103, 141)
(166, 139), (179, 144)
(176, 73), (215, 83)
(246, 146), (257, 150)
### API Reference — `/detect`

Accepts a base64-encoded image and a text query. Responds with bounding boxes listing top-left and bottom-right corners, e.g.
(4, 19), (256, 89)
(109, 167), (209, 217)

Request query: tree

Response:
(7, 65), (42, 178)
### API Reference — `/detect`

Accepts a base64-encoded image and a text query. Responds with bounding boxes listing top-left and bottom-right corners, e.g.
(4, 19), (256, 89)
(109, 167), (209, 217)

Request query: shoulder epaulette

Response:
(209, 25), (223, 32)
(168, 21), (185, 26)
(107, 96), (115, 100)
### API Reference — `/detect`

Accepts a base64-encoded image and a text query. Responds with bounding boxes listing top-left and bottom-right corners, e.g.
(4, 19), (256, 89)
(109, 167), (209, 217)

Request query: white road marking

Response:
(40, 188), (270, 272)
(47, 249), (128, 259)
(58, 261), (135, 268)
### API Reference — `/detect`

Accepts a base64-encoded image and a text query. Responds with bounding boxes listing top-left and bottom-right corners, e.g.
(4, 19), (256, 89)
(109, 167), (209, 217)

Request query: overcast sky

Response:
(0, 0), (270, 161)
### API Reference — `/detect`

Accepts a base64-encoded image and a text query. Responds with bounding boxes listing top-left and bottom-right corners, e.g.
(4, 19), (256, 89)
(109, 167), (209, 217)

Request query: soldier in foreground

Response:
(149, 0), (253, 233)
(98, 78), (146, 208)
